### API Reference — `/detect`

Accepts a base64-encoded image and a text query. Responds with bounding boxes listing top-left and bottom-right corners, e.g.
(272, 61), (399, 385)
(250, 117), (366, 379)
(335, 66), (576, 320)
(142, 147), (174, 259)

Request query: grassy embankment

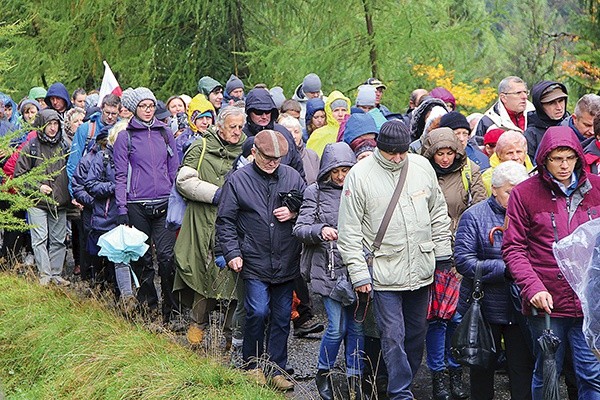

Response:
(0, 273), (282, 399)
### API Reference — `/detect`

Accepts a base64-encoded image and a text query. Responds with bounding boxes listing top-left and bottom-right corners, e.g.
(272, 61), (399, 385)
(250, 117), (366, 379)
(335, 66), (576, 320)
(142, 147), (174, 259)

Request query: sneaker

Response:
(246, 368), (267, 386)
(269, 375), (294, 391)
(294, 319), (325, 337)
(52, 276), (71, 286)
(186, 323), (204, 345)
(39, 276), (52, 286)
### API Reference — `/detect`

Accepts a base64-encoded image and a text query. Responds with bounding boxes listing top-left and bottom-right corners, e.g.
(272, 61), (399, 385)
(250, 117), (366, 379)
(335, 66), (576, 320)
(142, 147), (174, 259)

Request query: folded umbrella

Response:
(97, 225), (149, 264)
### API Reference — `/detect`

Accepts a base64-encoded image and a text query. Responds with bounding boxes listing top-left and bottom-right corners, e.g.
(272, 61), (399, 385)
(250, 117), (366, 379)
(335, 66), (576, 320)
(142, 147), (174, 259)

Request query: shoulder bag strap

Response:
(372, 158), (409, 251)
(196, 136), (207, 177)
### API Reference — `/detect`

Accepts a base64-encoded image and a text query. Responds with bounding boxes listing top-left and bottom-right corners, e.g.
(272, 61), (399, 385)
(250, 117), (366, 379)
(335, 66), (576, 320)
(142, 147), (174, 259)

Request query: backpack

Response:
(29, 136), (70, 169)
(125, 126), (174, 193)
(461, 159), (473, 206)
(82, 120), (97, 157)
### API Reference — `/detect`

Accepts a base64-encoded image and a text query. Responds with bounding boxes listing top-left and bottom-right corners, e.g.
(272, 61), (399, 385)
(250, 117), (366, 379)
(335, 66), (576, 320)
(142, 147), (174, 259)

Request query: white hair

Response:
(491, 160), (529, 188)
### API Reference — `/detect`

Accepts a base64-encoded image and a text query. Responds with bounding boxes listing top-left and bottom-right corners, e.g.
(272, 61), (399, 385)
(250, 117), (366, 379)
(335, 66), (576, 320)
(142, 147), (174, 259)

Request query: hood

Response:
(197, 76), (222, 96)
(33, 109), (62, 144)
(44, 82), (72, 110)
(535, 126), (587, 177)
(343, 113), (377, 145)
(19, 99), (41, 114)
(0, 93), (20, 126)
(187, 94), (216, 132)
(410, 97), (448, 141)
(421, 127), (467, 172)
(317, 141), (357, 182)
(305, 97), (325, 127)
(530, 80), (568, 127)
(324, 91), (351, 130)
(245, 88), (279, 118)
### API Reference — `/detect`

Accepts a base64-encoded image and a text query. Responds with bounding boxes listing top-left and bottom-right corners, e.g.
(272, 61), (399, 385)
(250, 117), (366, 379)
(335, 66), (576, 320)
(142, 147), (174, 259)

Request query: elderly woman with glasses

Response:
(454, 160), (533, 400)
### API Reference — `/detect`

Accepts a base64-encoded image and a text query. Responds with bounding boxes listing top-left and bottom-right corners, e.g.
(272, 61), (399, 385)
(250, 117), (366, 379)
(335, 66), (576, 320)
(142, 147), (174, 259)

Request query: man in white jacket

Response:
(338, 120), (452, 400)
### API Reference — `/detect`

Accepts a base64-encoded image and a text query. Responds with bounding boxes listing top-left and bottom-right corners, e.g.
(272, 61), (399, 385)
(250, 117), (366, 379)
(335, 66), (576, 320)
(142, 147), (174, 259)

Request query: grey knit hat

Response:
(377, 120), (411, 154)
(356, 85), (376, 107)
(225, 74), (244, 95)
(121, 87), (156, 112)
(269, 86), (286, 110)
(302, 73), (322, 93)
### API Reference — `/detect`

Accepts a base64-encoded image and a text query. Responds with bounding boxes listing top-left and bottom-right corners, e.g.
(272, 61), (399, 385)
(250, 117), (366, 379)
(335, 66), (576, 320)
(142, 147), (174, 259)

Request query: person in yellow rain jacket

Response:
(306, 90), (351, 157)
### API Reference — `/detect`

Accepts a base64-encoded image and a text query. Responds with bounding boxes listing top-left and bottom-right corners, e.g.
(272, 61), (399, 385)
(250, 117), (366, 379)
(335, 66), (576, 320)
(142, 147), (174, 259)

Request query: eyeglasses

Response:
(256, 149), (281, 163)
(252, 109), (271, 116)
(102, 110), (119, 117)
(137, 103), (156, 111)
(547, 154), (577, 165)
(502, 90), (530, 97)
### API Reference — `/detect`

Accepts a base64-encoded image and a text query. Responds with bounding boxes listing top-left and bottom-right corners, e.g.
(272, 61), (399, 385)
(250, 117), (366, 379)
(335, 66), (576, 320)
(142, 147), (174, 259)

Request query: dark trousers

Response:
(0, 211), (30, 262)
(373, 287), (429, 400)
(243, 279), (294, 374)
(128, 202), (177, 322)
(470, 322), (534, 400)
(293, 274), (314, 328)
(77, 210), (94, 280)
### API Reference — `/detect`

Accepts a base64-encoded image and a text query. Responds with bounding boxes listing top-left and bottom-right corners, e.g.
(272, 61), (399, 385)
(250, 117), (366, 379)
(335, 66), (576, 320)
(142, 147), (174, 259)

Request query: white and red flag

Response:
(97, 60), (122, 106)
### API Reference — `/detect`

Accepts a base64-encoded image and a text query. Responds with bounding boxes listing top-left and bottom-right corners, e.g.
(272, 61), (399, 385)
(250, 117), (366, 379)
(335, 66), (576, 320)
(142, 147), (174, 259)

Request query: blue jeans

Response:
(426, 312), (461, 371)
(373, 287), (429, 400)
(318, 296), (365, 376)
(243, 279), (294, 375)
(528, 316), (600, 400)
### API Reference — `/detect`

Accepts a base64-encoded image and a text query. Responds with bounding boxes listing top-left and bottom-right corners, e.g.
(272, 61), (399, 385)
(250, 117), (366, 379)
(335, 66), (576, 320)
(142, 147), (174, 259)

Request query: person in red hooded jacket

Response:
(503, 125), (600, 400)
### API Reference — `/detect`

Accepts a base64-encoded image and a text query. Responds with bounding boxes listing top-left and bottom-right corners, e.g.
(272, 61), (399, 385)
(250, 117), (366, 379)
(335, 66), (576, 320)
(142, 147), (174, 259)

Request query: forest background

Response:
(1, 0), (600, 114)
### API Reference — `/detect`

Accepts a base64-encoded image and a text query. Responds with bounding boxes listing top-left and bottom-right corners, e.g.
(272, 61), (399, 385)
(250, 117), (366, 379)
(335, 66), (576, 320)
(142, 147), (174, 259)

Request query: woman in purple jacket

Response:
(503, 126), (600, 399)
(113, 87), (180, 324)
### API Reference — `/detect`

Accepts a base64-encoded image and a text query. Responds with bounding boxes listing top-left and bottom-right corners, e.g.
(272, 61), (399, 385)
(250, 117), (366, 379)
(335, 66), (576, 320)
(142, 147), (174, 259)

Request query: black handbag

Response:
(451, 262), (497, 368)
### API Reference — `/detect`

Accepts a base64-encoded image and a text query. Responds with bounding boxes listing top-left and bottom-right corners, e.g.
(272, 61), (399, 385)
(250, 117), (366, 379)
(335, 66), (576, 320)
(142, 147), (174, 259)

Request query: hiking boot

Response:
(432, 370), (451, 400)
(186, 323), (204, 345)
(269, 374), (294, 391)
(315, 369), (333, 400)
(52, 276), (71, 286)
(449, 368), (468, 399)
(294, 319), (325, 337)
(230, 344), (244, 369)
(246, 368), (267, 386)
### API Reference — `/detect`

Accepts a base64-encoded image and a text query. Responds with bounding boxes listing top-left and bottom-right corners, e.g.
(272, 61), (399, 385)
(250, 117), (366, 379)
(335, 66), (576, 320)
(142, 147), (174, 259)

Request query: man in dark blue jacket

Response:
(216, 130), (305, 392)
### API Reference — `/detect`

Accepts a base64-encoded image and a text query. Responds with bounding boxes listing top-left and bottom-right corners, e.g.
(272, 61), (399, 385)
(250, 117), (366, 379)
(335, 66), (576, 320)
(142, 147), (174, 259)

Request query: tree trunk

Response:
(361, 0), (378, 78)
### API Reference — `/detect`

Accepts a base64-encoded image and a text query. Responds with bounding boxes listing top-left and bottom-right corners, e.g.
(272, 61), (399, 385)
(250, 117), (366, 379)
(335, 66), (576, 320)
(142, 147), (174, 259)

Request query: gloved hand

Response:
(435, 258), (453, 271)
(215, 255), (226, 269)
(116, 214), (129, 226)
(212, 188), (222, 205)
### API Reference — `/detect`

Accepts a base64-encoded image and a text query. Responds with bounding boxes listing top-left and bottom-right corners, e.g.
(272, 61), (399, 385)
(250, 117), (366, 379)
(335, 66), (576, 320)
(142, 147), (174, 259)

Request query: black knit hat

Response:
(439, 111), (470, 132)
(377, 120), (411, 153)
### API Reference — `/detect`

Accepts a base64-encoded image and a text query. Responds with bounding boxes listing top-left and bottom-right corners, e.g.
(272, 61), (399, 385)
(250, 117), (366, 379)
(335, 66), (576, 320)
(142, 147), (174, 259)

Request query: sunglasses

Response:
(252, 109), (271, 116)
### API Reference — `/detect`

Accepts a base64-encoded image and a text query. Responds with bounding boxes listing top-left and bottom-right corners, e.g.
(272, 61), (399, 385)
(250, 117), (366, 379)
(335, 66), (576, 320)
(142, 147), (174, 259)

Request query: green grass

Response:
(0, 274), (283, 400)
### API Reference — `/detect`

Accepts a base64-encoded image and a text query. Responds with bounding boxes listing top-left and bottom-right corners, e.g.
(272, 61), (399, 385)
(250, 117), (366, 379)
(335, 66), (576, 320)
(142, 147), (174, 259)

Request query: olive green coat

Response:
(173, 126), (246, 299)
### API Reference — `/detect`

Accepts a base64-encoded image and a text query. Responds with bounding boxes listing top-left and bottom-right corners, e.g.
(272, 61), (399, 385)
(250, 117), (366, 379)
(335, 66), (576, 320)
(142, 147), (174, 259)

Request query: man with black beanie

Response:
(338, 120), (452, 399)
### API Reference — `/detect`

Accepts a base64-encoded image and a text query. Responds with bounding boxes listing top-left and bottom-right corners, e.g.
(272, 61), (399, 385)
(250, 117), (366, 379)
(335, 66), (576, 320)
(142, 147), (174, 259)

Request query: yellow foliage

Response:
(412, 63), (497, 112)
(561, 59), (600, 88)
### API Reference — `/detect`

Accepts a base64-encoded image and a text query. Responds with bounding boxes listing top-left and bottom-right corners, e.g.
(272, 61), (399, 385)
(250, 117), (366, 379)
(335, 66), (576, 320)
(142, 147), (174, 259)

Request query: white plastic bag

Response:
(553, 218), (600, 359)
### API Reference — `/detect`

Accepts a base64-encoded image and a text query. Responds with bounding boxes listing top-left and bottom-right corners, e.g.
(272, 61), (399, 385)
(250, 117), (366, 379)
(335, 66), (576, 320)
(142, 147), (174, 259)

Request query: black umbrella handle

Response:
(531, 307), (552, 330)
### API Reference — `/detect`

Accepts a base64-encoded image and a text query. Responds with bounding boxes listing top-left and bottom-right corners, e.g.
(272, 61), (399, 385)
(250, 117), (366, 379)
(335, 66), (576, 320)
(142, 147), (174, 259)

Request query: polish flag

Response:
(97, 60), (122, 106)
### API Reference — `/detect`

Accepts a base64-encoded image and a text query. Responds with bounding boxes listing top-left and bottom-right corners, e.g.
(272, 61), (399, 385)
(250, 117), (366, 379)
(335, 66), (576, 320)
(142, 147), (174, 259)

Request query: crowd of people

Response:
(1, 71), (600, 400)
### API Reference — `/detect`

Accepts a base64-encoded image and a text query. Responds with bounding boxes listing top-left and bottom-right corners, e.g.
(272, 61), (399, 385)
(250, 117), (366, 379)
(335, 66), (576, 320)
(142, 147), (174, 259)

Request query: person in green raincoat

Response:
(173, 105), (247, 345)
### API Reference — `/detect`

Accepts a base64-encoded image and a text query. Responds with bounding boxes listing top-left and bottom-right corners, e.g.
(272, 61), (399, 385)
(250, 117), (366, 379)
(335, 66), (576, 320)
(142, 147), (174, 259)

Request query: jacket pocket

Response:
(416, 241), (436, 281)
(409, 189), (431, 227)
